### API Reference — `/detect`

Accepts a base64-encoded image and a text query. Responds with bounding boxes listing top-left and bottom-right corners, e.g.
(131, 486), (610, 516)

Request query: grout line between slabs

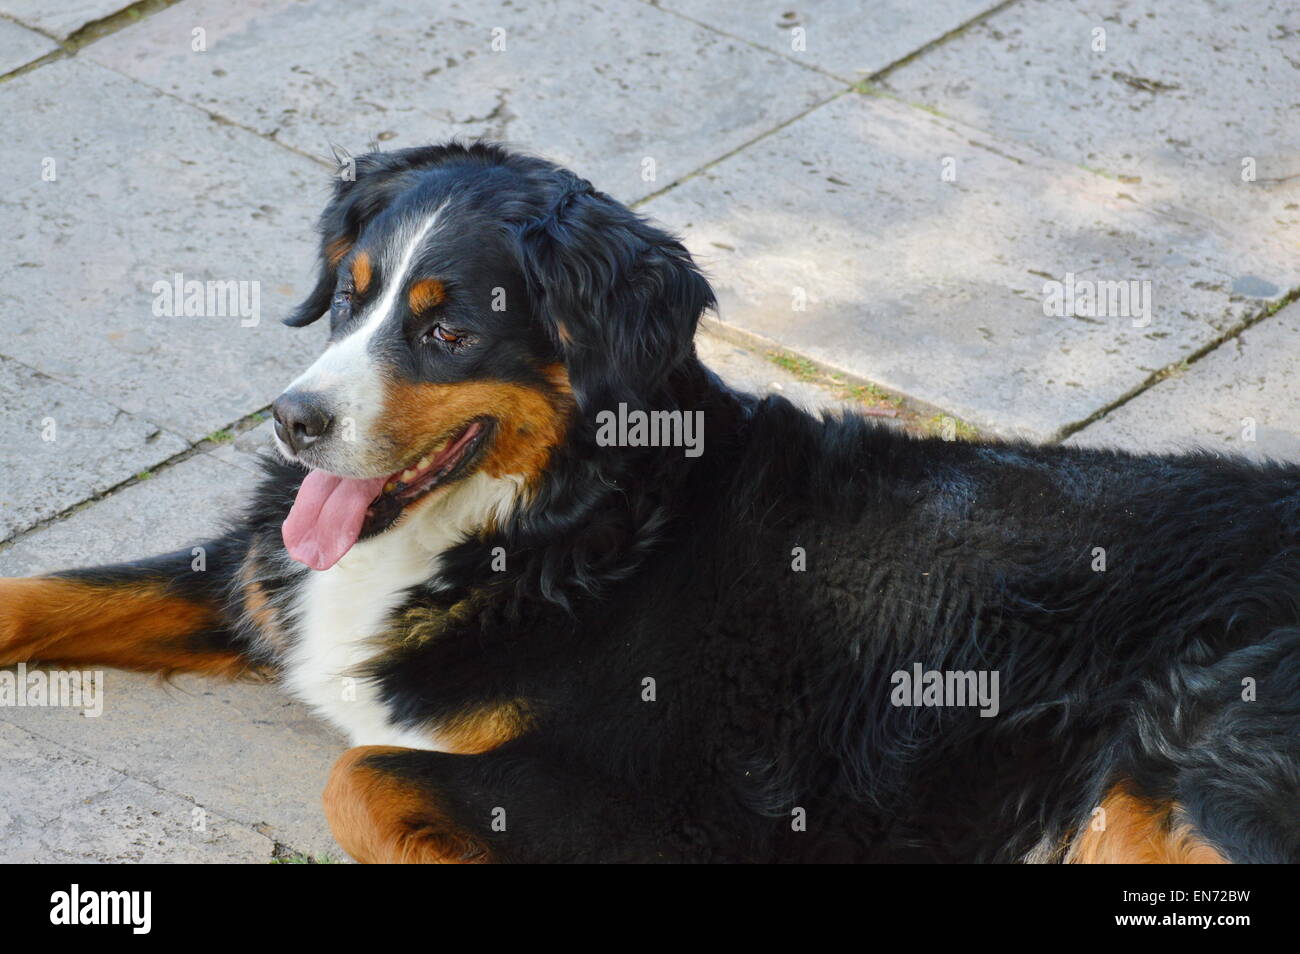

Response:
(1056, 287), (1300, 442)
(632, 88), (850, 208)
(635, 0), (858, 85)
(0, 405), (274, 555)
(0, 0), (183, 81)
(867, 0), (1020, 82)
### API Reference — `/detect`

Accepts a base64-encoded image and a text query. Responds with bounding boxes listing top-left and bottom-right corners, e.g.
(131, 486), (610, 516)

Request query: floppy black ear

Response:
(285, 142), (514, 327)
(284, 148), (369, 327)
(517, 182), (715, 410)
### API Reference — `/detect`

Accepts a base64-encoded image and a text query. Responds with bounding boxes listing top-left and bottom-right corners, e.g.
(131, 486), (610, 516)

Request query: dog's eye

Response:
(423, 324), (464, 347)
(330, 290), (353, 319)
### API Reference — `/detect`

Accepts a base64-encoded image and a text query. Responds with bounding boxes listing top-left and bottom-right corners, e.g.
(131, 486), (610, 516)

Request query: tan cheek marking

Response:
(326, 237), (352, 267)
(352, 251), (372, 294)
(323, 745), (489, 864)
(408, 278), (445, 315)
(382, 375), (574, 487)
(1068, 784), (1228, 864)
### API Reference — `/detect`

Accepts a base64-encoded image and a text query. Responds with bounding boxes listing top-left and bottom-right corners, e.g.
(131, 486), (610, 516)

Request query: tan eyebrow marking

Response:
(408, 278), (446, 315)
(352, 251), (372, 294)
(326, 237), (352, 267)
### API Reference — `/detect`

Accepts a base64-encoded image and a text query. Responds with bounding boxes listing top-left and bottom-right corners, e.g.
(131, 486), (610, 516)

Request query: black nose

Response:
(272, 391), (333, 453)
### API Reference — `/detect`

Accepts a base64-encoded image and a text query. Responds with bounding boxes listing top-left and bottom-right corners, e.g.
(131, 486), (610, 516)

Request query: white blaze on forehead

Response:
(368, 201), (448, 335)
(284, 204), (447, 459)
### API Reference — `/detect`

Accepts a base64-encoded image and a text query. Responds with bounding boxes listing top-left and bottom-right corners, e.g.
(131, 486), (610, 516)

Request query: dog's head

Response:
(273, 142), (714, 570)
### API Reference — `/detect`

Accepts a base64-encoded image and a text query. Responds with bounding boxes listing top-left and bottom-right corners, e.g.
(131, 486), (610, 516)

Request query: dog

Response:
(2, 142), (1297, 863)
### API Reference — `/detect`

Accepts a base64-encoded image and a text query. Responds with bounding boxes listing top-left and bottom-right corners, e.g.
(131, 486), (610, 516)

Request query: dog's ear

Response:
(285, 143), (498, 327)
(284, 149), (377, 327)
(516, 182), (715, 410)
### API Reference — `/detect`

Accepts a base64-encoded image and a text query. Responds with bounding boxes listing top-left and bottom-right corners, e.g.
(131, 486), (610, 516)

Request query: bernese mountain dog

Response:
(1, 142), (1297, 863)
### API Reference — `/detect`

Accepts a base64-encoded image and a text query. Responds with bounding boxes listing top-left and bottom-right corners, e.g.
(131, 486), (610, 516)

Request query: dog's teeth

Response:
(417, 456), (432, 469)
(383, 480), (396, 493)
(401, 469), (418, 482)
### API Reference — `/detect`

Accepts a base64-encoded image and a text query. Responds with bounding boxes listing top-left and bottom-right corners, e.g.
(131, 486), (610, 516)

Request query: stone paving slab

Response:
(883, 0), (1300, 260)
(206, 417), (276, 477)
(656, 0), (1003, 80)
(0, 57), (328, 448)
(0, 447), (346, 862)
(83, 0), (840, 204)
(0, 16), (55, 74)
(641, 90), (1296, 441)
(0, 0), (136, 40)
(0, 721), (276, 863)
(1067, 302), (1300, 462)
(0, 443), (260, 577)
(0, 354), (189, 541)
(2, 668), (346, 861)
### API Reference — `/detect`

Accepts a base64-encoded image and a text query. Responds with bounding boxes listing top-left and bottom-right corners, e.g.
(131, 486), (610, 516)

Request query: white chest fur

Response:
(281, 472), (520, 748)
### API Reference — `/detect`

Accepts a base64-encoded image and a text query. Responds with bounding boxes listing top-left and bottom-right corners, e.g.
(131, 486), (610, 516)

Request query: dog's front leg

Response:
(324, 741), (679, 864)
(0, 537), (258, 677)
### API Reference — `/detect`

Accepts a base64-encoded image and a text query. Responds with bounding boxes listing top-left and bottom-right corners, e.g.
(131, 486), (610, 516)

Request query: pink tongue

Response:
(282, 470), (388, 571)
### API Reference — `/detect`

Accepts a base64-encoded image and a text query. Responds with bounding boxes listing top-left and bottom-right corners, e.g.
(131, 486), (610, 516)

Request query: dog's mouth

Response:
(359, 419), (493, 540)
(281, 418), (493, 571)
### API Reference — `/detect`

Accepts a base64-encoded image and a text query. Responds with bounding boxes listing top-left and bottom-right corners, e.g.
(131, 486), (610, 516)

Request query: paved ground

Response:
(0, 0), (1296, 861)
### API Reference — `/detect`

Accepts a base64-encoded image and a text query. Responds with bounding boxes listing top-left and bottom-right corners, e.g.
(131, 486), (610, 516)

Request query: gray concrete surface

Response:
(0, 0), (137, 40)
(884, 0), (1300, 249)
(1, 0), (1297, 862)
(84, 0), (841, 204)
(642, 90), (1294, 441)
(0, 59), (328, 459)
(0, 17), (54, 73)
(0, 721), (277, 863)
(1068, 301), (1300, 461)
(0, 354), (188, 538)
(656, 0), (1004, 80)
